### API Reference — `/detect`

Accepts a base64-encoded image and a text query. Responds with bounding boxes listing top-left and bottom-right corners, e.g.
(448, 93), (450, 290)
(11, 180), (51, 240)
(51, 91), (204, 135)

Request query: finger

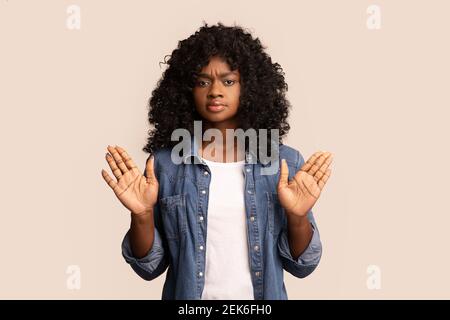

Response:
(145, 155), (157, 184)
(318, 168), (331, 190)
(313, 153), (333, 181)
(101, 168), (120, 192)
(108, 145), (129, 175)
(300, 151), (324, 172)
(308, 152), (331, 176)
(105, 152), (123, 180)
(278, 159), (289, 189)
(115, 145), (140, 174)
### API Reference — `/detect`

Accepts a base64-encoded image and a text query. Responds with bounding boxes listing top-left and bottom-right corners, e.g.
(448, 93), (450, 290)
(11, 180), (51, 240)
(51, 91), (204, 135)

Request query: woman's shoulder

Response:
(150, 147), (173, 162)
(278, 143), (305, 169)
(143, 147), (174, 177)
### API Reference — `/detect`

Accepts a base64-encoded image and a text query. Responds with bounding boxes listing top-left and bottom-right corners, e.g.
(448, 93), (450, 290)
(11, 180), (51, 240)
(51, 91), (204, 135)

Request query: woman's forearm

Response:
(286, 213), (313, 260)
(129, 209), (155, 259)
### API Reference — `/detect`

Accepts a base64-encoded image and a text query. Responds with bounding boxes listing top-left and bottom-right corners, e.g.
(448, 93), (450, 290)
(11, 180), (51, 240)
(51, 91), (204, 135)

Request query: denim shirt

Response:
(121, 136), (322, 300)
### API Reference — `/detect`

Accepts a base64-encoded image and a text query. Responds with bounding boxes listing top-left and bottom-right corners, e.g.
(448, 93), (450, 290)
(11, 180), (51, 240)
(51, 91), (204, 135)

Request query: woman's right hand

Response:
(101, 145), (159, 216)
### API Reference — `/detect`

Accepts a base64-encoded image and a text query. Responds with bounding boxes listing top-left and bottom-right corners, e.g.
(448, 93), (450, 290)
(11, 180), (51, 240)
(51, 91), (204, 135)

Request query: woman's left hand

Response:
(277, 151), (333, 217)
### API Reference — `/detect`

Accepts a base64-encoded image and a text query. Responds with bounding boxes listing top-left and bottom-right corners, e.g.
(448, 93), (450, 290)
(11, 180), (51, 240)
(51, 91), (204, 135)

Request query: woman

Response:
(101, 22), (333, 300)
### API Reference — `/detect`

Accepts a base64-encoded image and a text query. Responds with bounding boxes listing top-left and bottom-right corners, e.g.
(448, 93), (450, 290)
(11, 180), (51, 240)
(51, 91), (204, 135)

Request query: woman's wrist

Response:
(131, 208), (154, 222)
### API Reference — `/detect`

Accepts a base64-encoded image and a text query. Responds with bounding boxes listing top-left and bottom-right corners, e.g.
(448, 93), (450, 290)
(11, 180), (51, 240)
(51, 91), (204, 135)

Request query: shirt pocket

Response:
(266, 192), (285, 237)
(159, 194), (187, 241)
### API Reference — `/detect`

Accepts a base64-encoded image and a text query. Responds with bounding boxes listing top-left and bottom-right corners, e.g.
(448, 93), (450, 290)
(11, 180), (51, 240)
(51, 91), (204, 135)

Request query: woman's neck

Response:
(200, 122), (245, 163)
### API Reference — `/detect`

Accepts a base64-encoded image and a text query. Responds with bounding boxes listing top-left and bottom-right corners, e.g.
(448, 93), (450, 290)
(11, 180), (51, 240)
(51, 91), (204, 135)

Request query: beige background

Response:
(1, 0), (449, 299)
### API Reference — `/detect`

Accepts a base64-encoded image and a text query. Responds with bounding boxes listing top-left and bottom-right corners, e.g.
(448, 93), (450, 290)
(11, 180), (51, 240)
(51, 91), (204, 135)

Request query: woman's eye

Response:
(197, 80), (209, 87)
(196, 79), (235, 87)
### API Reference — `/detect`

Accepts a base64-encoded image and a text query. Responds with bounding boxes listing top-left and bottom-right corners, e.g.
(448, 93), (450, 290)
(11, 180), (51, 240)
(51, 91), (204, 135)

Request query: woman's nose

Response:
(208, 80), (224, 97)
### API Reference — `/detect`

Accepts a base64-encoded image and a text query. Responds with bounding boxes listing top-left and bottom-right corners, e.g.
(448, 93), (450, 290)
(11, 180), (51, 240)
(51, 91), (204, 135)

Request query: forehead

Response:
(198, 56), (240, 75)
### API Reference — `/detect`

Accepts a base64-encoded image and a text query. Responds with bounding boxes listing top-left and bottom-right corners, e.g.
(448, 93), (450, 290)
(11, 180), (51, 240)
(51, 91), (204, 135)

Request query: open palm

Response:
(101, 145), (159, 216)
(277, 151), (333, 217)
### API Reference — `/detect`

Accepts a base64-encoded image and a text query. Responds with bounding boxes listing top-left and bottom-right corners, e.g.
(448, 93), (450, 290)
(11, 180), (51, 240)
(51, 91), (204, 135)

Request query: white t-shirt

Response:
(200, 157), (254, 300)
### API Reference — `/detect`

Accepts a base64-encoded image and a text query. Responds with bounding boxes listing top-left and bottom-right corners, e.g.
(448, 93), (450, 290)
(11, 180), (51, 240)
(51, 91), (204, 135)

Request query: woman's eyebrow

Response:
(196, 71), (238, 79)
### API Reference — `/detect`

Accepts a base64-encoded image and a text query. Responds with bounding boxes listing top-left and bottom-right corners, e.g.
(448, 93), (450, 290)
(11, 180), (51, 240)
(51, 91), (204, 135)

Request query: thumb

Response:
(278, 159), (289, 189)
(145, 155), (157, 184)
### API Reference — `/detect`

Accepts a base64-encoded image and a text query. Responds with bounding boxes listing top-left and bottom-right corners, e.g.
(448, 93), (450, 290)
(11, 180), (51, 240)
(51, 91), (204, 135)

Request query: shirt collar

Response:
(181, 134), (266, 166)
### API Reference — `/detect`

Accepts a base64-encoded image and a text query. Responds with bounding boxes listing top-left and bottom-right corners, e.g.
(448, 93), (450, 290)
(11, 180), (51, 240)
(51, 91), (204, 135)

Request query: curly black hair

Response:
(143, 21), (292, 157)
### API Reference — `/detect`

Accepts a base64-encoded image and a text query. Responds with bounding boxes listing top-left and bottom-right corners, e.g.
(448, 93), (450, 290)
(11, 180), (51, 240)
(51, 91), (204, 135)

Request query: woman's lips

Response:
(207, 104), (225, 112)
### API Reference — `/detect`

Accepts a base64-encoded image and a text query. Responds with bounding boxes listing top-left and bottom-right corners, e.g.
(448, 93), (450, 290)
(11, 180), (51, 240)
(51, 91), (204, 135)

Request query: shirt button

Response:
(199, 245), (204, 250)
(199, 272), (203, 277)
(199, 216), (204, 221)
(254, 245), (259, 251)
(204, 171), (209, 175)
(247, 190), (252, 194)
(246, 168), (251, 172)
(201, 190), (206, 194)
(255, 271), (261, 277)
(250, 216), (255, 222)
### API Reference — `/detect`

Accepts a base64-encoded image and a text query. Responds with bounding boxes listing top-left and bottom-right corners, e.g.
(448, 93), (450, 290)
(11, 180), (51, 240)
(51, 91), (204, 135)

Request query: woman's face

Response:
(192, 55), (241, 129)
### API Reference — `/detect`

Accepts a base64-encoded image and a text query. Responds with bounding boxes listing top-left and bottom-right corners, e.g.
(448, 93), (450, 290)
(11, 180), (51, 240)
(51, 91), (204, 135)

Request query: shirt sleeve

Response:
(277, 210), (322, 278)
(277, 149), (323, 278)
(121, 155), (169, 281)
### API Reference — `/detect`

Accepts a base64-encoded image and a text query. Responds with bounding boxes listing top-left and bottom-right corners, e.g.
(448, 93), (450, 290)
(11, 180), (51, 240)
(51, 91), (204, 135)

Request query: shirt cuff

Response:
(278, 221), (322, 266)
(121, 228), (166, 274)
